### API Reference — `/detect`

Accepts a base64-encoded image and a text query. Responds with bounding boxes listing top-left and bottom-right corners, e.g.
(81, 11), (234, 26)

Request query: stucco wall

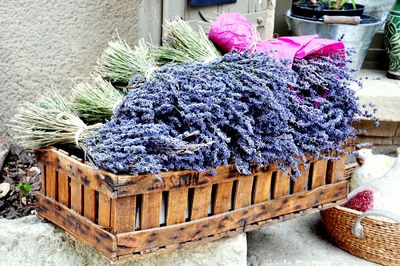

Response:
(0, 0), (139, 139)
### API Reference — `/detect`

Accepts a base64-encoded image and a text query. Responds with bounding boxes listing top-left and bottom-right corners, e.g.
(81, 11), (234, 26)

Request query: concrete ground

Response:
(247, 212), (376, 266)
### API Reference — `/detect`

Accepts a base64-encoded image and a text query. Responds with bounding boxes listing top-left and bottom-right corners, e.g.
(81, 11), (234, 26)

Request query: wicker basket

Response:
(321, 204), (400, 265)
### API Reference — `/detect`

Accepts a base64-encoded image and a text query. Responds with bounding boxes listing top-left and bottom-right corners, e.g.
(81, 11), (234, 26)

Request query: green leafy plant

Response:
(321, 0), (357, 10)
(309, 0), (356, 9)
(17, 182), (31, 197)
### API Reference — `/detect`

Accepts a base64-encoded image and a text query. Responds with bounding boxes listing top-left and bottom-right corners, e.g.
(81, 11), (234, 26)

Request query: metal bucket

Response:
(285, 9), (384, 71)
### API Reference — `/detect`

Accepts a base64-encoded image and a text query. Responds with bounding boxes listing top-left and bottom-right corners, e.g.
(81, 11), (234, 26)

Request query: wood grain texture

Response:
(234, 176), (254, 209)
(83, 187), (97, 222)
(39, 148), (347, 197)
(141, 192), (162, 229)
(45, 164), (57, 199)
(213, 182), (233, 214)
(116, 181), (349, 252)
(57, 171), (69, 206)
(190, 186), (212, 220)
(166, 188), (188, 225)
(36, 193), (116, 259)
(272, 170), (290, 199)
(36, 148), (350, 262)
(70, 179), (82, 214)
(293, 164), (310, 193)
(98, 193), (111, 230)
(326, 155), (346, 184)
(113, 197), (345, 262)
(113, 164), (264, 197)
(111, 196), (136, 233)
(253, 171), (272, 203)
(40, 159), (46, 195)
(37, 149), (116, 197)
(311, 160), (328, 189)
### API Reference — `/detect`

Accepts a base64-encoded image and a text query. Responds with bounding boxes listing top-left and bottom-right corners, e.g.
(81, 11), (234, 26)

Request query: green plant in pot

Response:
(326, 0), (357, 9)
(291, 0), (365, 20)
(286, 0), (384, 71)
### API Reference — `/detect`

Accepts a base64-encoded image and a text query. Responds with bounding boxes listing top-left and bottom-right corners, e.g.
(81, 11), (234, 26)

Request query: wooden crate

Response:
(35, 147), (350, 263)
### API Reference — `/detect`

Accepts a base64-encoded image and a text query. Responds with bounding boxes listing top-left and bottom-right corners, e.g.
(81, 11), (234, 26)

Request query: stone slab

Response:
(355, 136), (393, 145)
(396, 125), (400, 137)
(354, 69), (400, 122)
(0, 216), (247, 266)
(354, 120), (398, 137)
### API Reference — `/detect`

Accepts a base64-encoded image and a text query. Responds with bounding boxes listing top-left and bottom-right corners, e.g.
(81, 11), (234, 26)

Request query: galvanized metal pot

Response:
(285, 10), (384, 71)
(384, 0), (400, 79)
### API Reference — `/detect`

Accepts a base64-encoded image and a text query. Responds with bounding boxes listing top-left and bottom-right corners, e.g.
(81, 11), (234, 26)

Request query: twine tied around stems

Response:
(55, 112), (88, 146)
(249, 26), (262, 53)
(145, 66), (158, 80)
(55, 112), (102, 148)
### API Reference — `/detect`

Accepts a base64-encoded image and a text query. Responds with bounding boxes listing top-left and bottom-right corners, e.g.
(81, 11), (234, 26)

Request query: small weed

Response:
(17, 182), (31, 197)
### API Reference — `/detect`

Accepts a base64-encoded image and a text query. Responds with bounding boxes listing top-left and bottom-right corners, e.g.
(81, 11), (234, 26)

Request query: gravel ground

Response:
(0, 145), (40, 219)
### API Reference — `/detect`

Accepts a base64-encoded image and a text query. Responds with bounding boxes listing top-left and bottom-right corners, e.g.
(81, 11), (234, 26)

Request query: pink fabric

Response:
(208, 12), (256, 53)
(208, 13), (345, 64)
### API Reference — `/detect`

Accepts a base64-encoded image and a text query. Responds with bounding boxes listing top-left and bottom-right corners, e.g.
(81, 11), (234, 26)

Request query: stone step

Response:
(354, 69), (400, 148)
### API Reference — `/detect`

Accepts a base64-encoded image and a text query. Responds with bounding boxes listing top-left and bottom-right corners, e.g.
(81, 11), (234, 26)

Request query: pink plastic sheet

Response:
(208, 12), (345, 64)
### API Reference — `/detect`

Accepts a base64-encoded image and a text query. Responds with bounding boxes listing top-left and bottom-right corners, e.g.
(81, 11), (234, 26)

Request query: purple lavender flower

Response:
(83, 51), (375, 178)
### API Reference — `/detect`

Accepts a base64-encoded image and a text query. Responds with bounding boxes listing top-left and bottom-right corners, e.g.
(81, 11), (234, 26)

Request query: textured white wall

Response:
(0, 0), (139, 139)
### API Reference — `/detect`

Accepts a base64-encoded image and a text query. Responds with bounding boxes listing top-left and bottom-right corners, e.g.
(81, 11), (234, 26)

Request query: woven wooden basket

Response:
(35, 147), (350, 263)
(321, 203), (400, 265)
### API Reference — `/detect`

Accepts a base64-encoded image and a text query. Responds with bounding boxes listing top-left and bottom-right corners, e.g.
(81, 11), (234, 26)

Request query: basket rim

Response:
(330, 205), (400, 224)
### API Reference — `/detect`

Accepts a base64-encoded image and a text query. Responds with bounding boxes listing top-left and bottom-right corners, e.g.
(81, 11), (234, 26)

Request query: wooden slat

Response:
(116, 230), (241, 263)
(40, 149), (347, 199)
(293, 164), (310, 193)
(213, 182), (233, 214)
(166, 188), (188, 225)
(40, 149), (116, 198)
(40, 159), (46, 195)
(98, 193), (111, 229)
(116, 201), (332, 263)
(141, 192), (162, 229)
(253, 171), (272, 203)
(45, 164), (57, 199)
(272, 170), (290, 199)
(311, 160), (328, 189)
(70, 179), (82, 214)
(84, 187), (97, 222)
(113, 164), (261, 197)
(326, 155), (346, 184)
(58, 171), (69, 206)
(116, 181), (349, 252)
(234, 176), (254, 209)
(36, 193), (116, 259)
(190, 186), (212, 220)
(111, 196), (136, 233)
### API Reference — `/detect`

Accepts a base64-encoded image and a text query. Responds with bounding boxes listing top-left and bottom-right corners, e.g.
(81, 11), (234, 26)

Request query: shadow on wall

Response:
(274, 0), (291, 37)
(0, 0), (139, 140)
